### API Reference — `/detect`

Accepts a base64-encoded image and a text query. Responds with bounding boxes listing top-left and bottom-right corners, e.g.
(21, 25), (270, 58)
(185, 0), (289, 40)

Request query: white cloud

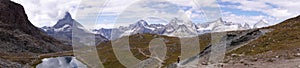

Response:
(11, 0), (81, 27)
(76, 0), (221, 26)
(91, 0), (189, 28)
(167, 0), (218, 7)
(220, 0), (300, 21)
(12, 0), (221, 29)
(13, 0), (300, 29)
(93, 23), (115, 29)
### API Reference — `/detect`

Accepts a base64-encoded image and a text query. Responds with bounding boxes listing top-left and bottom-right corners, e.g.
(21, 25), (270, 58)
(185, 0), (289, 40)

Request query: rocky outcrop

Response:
(0, 0), (72, 67)
(0, 0), (71, 54)
(0, 58), (24, 68)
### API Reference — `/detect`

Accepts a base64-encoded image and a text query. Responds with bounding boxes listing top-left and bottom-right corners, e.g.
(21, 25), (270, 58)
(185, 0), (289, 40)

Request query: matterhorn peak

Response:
(63, 12), (72, 20)
(53, 12), (83, 29)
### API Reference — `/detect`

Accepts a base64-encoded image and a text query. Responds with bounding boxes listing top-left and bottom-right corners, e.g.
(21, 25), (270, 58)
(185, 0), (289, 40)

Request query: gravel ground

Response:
(222, 58), (300, 68)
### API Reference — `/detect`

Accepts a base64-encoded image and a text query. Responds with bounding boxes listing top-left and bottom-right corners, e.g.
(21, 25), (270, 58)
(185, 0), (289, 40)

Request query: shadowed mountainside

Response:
(0, 0), (71, 67)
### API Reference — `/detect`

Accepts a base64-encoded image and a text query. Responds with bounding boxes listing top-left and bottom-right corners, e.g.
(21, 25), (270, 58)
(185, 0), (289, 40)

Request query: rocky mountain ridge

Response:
(0, 0), (71, 67)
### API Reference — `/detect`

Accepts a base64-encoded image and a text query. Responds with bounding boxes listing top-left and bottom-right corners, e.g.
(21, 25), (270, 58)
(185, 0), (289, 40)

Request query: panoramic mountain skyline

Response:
(11, 0), (300, 29)
(1, 0), (300, 68)
(92, 17), (268, 39)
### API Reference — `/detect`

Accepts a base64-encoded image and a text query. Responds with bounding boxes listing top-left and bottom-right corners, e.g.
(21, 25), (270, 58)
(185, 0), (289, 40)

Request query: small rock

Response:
(266, 58), (276, 62)
(217, 63), (224, 67)
(243, 63), (249, 66)
(138, 35), (144, 39)
(201, 62), (208, 65)
(297, 48), (300, 51)
(239, 54), (245, 57)
(153, 35), (158, 38)
(275, 56), (280, 58)
(231, 54), (238, 57)
(250, 58), (258, 62)
(163, 39), (170, 43)
(295, 53), (300, 57)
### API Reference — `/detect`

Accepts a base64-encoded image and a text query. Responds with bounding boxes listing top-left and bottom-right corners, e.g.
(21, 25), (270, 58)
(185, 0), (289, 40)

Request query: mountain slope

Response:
(221, 15), (300, 67)
(0, 0), (71, 66)
(230, 15), (300, 56)
(171, 16), (300, 67)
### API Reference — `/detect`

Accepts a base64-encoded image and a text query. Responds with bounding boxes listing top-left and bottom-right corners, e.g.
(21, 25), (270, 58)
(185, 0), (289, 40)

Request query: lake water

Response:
(36, 56), (87, 68)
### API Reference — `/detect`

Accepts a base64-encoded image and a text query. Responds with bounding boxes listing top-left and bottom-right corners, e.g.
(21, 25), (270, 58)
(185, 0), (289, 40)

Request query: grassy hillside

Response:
(96, 33), (212, 67)
(229, 15), (300, 59)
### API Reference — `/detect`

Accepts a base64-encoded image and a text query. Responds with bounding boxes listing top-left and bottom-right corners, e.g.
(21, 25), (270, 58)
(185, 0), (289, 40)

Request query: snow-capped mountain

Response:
(92, 28), (112, 40)
(123, 20), (153, 35)
(243, 23), (251, 29)
(42, 12), (85, 33)
(93, 18), (266, 40)
(93, 20), (167, 40)
(164, 18), (198, 37)
(41, 12), (108, 45)
(93, 18), (198, 39)
(196, 18), (248, 33)
(254, 19), (269, 28)
(148, 24), (166, 34)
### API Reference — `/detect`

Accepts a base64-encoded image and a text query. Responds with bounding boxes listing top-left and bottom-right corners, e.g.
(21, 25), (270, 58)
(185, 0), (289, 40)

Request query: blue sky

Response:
(12, 0), (300, 29)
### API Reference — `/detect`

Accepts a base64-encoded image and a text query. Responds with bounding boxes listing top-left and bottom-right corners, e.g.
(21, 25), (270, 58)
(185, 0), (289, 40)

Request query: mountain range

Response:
(93, 17), (269, 40)
(39, 11), (269, 41)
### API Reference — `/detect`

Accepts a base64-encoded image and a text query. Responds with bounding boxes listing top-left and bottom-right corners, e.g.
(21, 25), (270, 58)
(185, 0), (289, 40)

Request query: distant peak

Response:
(173, 18), (179, 20)
(63, 12), (72, 20)
(254, 19), (269, 28)
(137, 20), (147, 24)
(244, 23), (250, 26)
(53, 12), (79, 28)
(135, 19), (149, 27)
(170, 17), (178, 21)
(259, 19), (268, 23)
(211, 18), (225, 24)
(169, 18), (182, 24)
(217, 18), (224, 22)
